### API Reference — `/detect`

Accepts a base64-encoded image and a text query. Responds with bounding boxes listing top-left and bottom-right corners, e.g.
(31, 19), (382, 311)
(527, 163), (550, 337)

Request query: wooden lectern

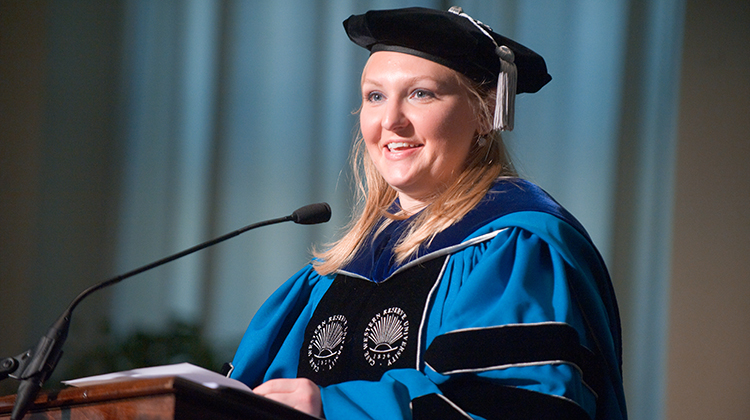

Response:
(0, 377), (319, 420)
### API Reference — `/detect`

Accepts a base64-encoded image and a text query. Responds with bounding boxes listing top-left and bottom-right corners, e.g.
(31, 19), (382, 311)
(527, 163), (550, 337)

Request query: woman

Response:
(230, 7), (626, 420)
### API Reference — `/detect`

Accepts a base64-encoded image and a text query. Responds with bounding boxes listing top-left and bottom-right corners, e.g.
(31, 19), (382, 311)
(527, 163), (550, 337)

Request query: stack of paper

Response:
(62, 362), (253, 394)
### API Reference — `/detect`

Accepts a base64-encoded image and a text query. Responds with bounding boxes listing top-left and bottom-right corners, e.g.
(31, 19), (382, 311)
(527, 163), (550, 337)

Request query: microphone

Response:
(292, 202), (331, 224)
(6, 202), (331, 420)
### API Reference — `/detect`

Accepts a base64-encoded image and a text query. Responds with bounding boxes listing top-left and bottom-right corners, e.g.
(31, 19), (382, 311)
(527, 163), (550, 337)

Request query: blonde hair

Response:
(313, 72), (516, 276)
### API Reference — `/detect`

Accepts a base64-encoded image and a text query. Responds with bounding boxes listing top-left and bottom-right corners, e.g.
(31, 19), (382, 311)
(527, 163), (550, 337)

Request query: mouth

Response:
(386, 142), (422, 152)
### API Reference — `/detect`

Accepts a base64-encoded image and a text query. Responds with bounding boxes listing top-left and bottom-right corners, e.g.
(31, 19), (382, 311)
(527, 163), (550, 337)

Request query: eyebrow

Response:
(361, 75), (449, 89)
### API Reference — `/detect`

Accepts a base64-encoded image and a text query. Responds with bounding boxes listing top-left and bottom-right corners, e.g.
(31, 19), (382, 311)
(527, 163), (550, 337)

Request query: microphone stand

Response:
(0, 203), (330, 420)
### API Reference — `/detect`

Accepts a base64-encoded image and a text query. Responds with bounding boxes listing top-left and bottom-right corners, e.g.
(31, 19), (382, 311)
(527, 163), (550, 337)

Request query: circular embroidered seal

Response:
(307, 314), (348, 372)
(363, 307), (409, 367)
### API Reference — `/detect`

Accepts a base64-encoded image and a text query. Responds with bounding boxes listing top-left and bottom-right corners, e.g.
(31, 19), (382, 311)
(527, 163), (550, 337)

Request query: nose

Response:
(382, 99), (409, 131)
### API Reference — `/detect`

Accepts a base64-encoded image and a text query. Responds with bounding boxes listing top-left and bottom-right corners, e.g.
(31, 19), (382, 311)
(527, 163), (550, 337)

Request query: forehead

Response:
(362, 51), (458, 83)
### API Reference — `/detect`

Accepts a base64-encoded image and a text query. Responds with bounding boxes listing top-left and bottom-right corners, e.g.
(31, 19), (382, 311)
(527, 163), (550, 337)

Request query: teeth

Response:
(387, 142), (417, 151)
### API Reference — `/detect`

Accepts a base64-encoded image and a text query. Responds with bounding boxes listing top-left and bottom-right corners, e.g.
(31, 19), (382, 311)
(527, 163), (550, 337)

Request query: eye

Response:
(366, 91), (385, 103)
(411, 89), (435, 100)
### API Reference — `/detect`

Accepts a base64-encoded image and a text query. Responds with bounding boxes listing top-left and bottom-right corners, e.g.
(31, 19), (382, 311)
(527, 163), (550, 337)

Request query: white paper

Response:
(62, 362), (253, 394)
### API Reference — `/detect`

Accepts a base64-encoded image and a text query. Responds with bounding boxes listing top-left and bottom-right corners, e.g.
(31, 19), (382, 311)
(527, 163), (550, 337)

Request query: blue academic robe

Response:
(230, 179), (626, 420)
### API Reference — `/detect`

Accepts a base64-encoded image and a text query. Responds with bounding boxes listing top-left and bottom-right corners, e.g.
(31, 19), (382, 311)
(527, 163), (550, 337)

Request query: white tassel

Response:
(494, 45), (517, 131)
(448, 7), (518, 131)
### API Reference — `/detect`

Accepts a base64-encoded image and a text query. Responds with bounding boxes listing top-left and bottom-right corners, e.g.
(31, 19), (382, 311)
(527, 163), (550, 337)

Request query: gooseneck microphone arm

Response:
(1, 202), (331, 420)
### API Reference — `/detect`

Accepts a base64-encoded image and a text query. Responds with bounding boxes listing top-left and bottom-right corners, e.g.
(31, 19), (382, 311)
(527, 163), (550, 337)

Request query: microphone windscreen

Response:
(291, 202), (331, 225)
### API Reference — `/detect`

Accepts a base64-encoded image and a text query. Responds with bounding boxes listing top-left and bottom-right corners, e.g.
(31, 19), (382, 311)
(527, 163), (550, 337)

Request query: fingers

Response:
(254, 378), (322, 417)
(253, 378), (296, 394)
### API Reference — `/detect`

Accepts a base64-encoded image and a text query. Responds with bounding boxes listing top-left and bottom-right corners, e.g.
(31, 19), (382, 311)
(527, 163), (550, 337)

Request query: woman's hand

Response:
(253, 378), (322, 417)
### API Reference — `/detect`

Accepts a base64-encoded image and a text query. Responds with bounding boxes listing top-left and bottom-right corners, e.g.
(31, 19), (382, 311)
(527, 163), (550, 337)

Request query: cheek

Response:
(430, 115), (475, 152)
(425, 98), (477, 138)
(360, 113), (382, 163)
(359, 108), (380, 144)
(446, 105), (478, 138)
(432, 112), (476, 166)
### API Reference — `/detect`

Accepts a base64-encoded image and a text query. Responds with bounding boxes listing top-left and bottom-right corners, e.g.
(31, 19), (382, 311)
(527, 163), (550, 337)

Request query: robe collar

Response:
(341, 178), (588, 282)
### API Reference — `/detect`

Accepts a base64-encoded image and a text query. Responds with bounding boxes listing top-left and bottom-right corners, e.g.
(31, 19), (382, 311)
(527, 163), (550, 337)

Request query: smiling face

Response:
(360, 51), (480, 212)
